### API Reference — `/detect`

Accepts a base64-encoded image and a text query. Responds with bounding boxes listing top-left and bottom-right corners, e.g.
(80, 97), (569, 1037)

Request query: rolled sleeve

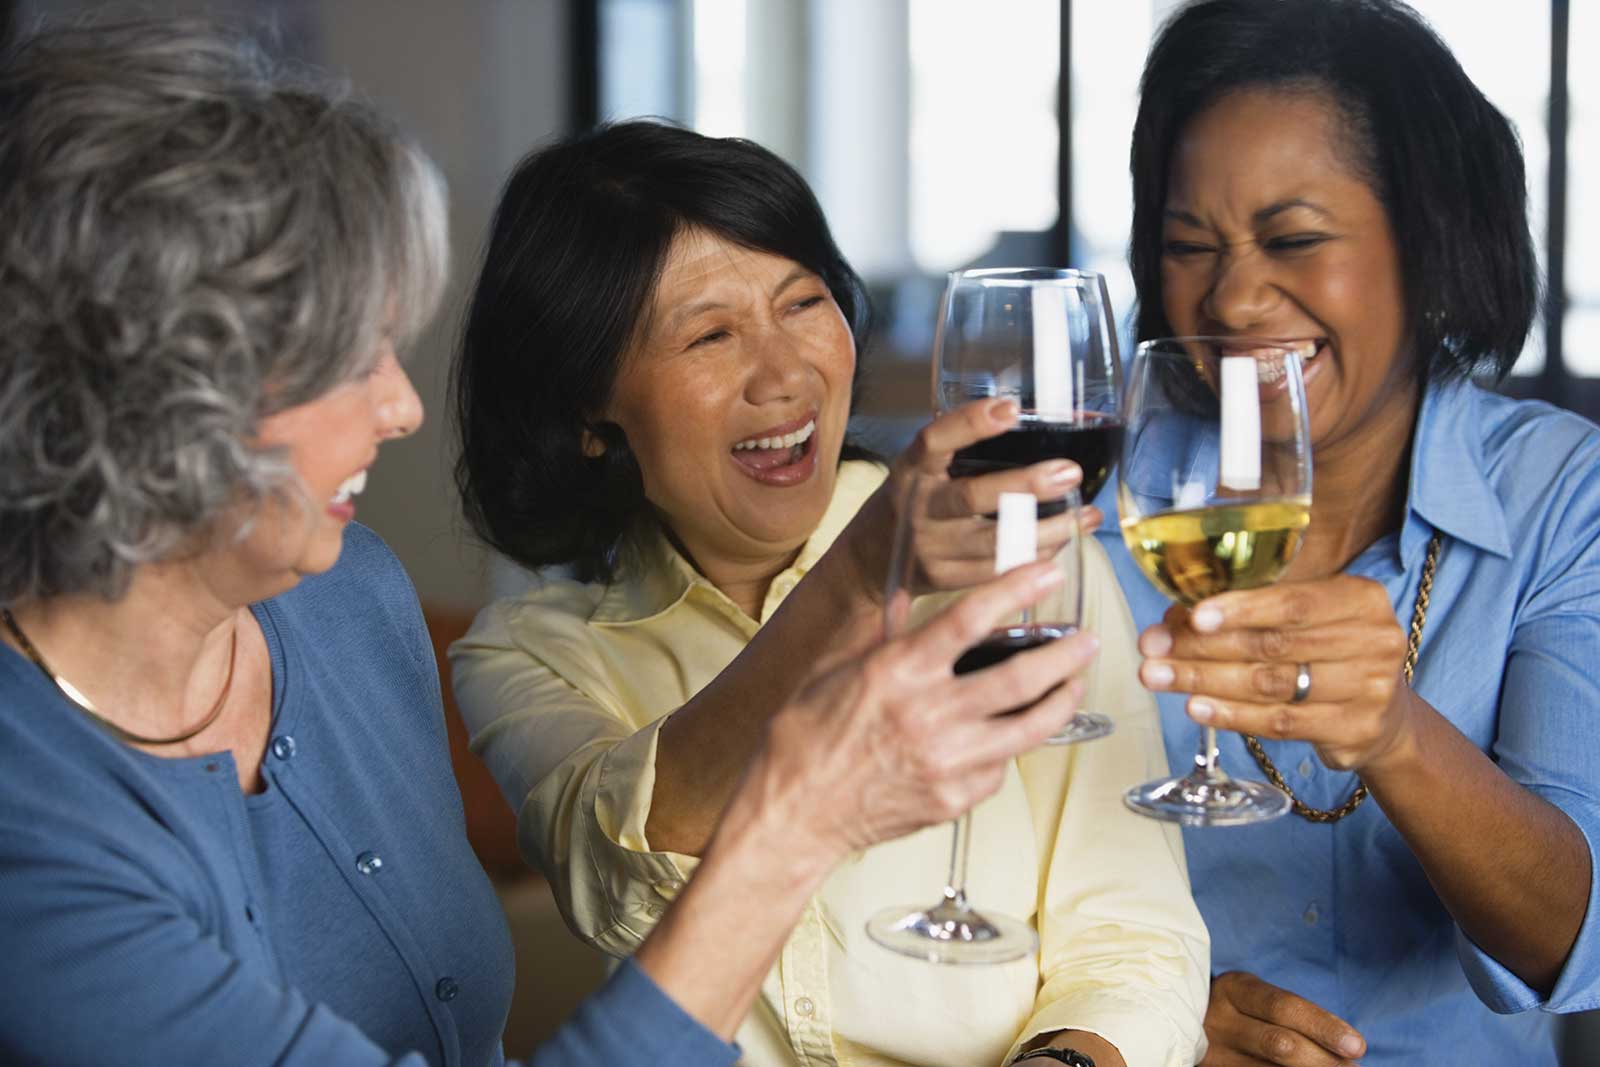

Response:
(452, 601), (698, 958)
(1009, 540), (1210, 1065)
(1456, 519), (1600, 1013)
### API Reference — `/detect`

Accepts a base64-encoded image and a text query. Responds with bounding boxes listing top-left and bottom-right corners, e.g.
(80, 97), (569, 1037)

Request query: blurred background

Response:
(5, 0), (1596, 1057)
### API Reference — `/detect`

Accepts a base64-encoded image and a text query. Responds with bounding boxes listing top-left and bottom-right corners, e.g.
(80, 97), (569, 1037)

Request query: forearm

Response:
(1364, 692), (1592, 991)
(647, 542), (879, 854)
(632, 751), (836, 1037)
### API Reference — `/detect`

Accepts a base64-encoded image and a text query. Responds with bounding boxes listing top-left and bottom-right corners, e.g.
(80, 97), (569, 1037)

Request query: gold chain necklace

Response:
(1242, 531), (1441, 823)
(1, 606), (237, 746)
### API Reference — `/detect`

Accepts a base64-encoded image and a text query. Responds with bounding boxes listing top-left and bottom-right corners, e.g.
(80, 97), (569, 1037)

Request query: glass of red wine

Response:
(937, 268), (1124, 512)
(867, 476), (1094, 965)
(936, 267), (1119, 745)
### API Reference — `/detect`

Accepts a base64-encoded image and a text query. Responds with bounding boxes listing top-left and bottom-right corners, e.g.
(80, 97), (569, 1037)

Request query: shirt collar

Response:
(1401, 381), (1512, 564)
(588, 460), (887, 626)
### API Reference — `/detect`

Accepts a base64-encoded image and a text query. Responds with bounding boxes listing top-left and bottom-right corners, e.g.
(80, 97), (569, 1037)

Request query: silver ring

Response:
(1290, 662), (1313, 704)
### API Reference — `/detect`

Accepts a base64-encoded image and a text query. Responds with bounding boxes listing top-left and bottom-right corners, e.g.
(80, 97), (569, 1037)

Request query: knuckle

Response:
(1380, 626), (1408, 659)
(1266, 704), (1297, 739)
(1259, 1027), (1298, 1060)
(1364, 674), (1396, 704)
(1282, 589), (1315, 627)
(1257, 628), (1292, 659)
(1252, 662), (1292, 699)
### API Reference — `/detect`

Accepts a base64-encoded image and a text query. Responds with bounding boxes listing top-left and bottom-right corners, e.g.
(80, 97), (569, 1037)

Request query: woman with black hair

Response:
(451, 121), (1210, 1067)
(1096, 1), (1600, 1063)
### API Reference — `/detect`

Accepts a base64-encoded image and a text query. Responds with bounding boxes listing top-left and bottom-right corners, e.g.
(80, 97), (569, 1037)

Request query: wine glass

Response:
(1117, 337), (1312, 826)
(867, 476), (1088, 964)
(935, 267), (1118, 745)
(936, 268), (1123, 509)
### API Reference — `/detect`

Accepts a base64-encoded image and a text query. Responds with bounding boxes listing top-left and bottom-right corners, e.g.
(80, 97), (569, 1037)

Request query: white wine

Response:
(1120, 497), (1311, 604)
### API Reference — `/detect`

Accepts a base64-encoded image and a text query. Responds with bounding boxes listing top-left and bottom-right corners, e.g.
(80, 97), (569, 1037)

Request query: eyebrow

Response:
(663, 266), (817, 331)
(1163, 198), (1335, 228)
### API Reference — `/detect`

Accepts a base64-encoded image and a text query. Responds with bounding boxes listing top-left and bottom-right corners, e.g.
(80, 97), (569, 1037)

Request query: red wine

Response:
(948, 415), (1124, 512)
(953, 625), (1073, 675)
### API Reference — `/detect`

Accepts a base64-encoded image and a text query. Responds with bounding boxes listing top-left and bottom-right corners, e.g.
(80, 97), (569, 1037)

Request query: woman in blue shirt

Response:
(1099, 1), (1600, 1063)
(0, 20), (1101, 1066)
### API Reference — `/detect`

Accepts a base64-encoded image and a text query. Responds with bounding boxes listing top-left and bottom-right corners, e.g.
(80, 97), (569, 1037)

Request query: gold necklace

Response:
(1, 606), (238, 746)
(1242, 531), (1442, 823)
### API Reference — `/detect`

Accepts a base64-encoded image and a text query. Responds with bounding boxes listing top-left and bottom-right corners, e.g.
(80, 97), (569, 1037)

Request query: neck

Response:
(1288, 381), (1422, 579)
(669, 532), (804, 620)
(4, 562), (245, 742)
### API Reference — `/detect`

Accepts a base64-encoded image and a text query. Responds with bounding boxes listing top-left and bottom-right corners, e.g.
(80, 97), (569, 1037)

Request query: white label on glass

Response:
(1220, 356), (1262, 491)
(995, 493), (1038, 574)
(1031, 285), (1073, 418)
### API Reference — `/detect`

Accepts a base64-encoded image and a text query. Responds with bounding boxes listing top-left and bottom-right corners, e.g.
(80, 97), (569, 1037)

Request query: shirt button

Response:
(794, 996), (815, 1018)
(435, 977), (459, 1002)
(271, 735), (297, 761)
(655, 879), (685, 894)
(1303, 901), (1320, 925)
(643, 902), (665, 918)
(355, 851), (384, 875)
(1297, 758), (1314, 778)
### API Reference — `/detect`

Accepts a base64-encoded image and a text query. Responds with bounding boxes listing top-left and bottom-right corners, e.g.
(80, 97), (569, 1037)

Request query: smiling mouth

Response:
(1213, 340), (1326, 384)
(730, 418), (817, 474)
(330, 469), (368, 506)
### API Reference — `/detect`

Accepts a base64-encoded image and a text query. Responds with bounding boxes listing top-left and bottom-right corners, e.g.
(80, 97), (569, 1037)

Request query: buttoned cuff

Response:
(579, 716), (701, 955)
(1456, 790), (1600, 1014)
(1007, 989), (1207, 1067)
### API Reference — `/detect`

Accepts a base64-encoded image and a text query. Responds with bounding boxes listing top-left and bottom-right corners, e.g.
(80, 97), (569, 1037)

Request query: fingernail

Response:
(1143, 662), (1175, 688)
(1043, 462), (1080, 486)
(1189, 699), (1216, 723)
(1339, 1034), (1364, 1057)
(1142, 625), (1173, 656)
(1192, 604), (1223, 632)
(989, 398), (1019, 423)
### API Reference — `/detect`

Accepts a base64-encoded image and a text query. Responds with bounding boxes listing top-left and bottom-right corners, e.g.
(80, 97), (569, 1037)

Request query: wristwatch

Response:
(1013, 1050), (1096, 1067)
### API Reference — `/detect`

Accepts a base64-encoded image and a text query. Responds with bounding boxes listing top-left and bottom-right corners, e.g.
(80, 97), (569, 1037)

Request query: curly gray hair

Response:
(0, 18), (448, 602)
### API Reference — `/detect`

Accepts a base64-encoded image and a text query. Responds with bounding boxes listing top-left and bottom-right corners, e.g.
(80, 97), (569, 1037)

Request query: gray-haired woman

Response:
(0, 19), (1100, 1067)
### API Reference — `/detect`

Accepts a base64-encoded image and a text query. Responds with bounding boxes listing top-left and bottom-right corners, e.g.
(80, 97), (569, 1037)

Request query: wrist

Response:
(1359, 687), (1432, 782)
(711, 748), (842, 898)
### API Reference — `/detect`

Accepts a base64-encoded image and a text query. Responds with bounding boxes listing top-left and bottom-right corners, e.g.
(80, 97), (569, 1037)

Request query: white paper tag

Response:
(995, 493), (1038, 574)
(1219, 356), (1262, 491)
(1031, 285), (1074, 418)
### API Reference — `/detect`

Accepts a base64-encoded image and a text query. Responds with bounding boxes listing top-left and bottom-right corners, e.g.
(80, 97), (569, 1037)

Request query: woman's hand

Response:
(760, 557), (1099, 862)
(1137, 575), (1417, 773)
(841, 398), (1102, 602)
(1200, 972), (1365, 1067)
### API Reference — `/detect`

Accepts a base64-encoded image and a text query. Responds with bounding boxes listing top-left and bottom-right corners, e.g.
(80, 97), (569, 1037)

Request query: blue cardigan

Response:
(0, 524), (736, 1066)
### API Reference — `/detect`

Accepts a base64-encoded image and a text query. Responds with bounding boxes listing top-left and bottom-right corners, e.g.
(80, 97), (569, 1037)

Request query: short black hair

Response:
(1130, 0), (1538, 384)
(452, 120), (872, 584)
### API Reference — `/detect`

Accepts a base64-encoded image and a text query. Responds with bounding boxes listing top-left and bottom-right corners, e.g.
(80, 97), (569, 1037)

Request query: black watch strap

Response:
(1013, 1050), (1096, 1067)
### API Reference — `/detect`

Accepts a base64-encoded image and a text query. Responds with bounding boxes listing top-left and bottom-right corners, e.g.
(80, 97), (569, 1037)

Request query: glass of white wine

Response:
(1118, 337), (1312, 826)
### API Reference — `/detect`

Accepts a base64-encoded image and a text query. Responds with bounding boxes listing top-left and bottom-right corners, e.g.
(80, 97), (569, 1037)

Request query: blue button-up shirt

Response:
(1096, 382), (1600, 1064)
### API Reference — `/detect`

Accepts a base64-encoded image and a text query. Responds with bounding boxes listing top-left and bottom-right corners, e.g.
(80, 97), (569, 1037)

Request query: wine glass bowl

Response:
(936, 269), (1124, 510)
(1117, 337), (1313, 826)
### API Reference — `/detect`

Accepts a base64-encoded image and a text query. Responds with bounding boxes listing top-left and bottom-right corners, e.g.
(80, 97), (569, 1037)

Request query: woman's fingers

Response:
(924, 462), (1082, 520)
(1139, 656), (1385, 706)
(1187, 575), (1386, 633)
(901, 397), (1020, 471)
(1140, 619), (1402, 665)
(947, 632), (1099, 724)
(1205, 972), (1365, 1067)
(902, 560), (1063, 670)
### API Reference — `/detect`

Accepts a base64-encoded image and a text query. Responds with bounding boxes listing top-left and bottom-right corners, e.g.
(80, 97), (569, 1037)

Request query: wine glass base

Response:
(866, 900), (1037, 965)
(1124, 771), (1291, 827)
(1044, 711), (1114, 746)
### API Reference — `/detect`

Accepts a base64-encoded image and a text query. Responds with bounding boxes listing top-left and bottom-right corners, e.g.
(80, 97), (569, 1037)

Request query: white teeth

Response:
(734, 419), (815, 452)
(331, 469), (367, 505)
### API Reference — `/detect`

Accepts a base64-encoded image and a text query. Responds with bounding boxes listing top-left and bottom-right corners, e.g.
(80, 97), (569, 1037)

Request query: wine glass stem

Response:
(943, 812), (974, 910)
(1192, 725), (1224, 781)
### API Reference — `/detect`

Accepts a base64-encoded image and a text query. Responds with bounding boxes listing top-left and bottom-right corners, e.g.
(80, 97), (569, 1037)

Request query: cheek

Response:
(1159, 263), (1206, 327)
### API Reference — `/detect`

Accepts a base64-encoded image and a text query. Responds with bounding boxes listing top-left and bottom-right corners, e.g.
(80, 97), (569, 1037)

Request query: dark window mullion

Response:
(1542, 0), (1569, 396)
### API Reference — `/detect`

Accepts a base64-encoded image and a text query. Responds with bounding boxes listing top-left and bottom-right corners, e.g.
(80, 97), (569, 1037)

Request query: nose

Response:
(745, 327), (810, 406)
(372, 349), (424, 439)
(1202, 244), (1280, 332)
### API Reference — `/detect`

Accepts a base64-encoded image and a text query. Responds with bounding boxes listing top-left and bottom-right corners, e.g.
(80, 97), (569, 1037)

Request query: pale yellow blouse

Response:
(452, 461), (1209, 1067)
